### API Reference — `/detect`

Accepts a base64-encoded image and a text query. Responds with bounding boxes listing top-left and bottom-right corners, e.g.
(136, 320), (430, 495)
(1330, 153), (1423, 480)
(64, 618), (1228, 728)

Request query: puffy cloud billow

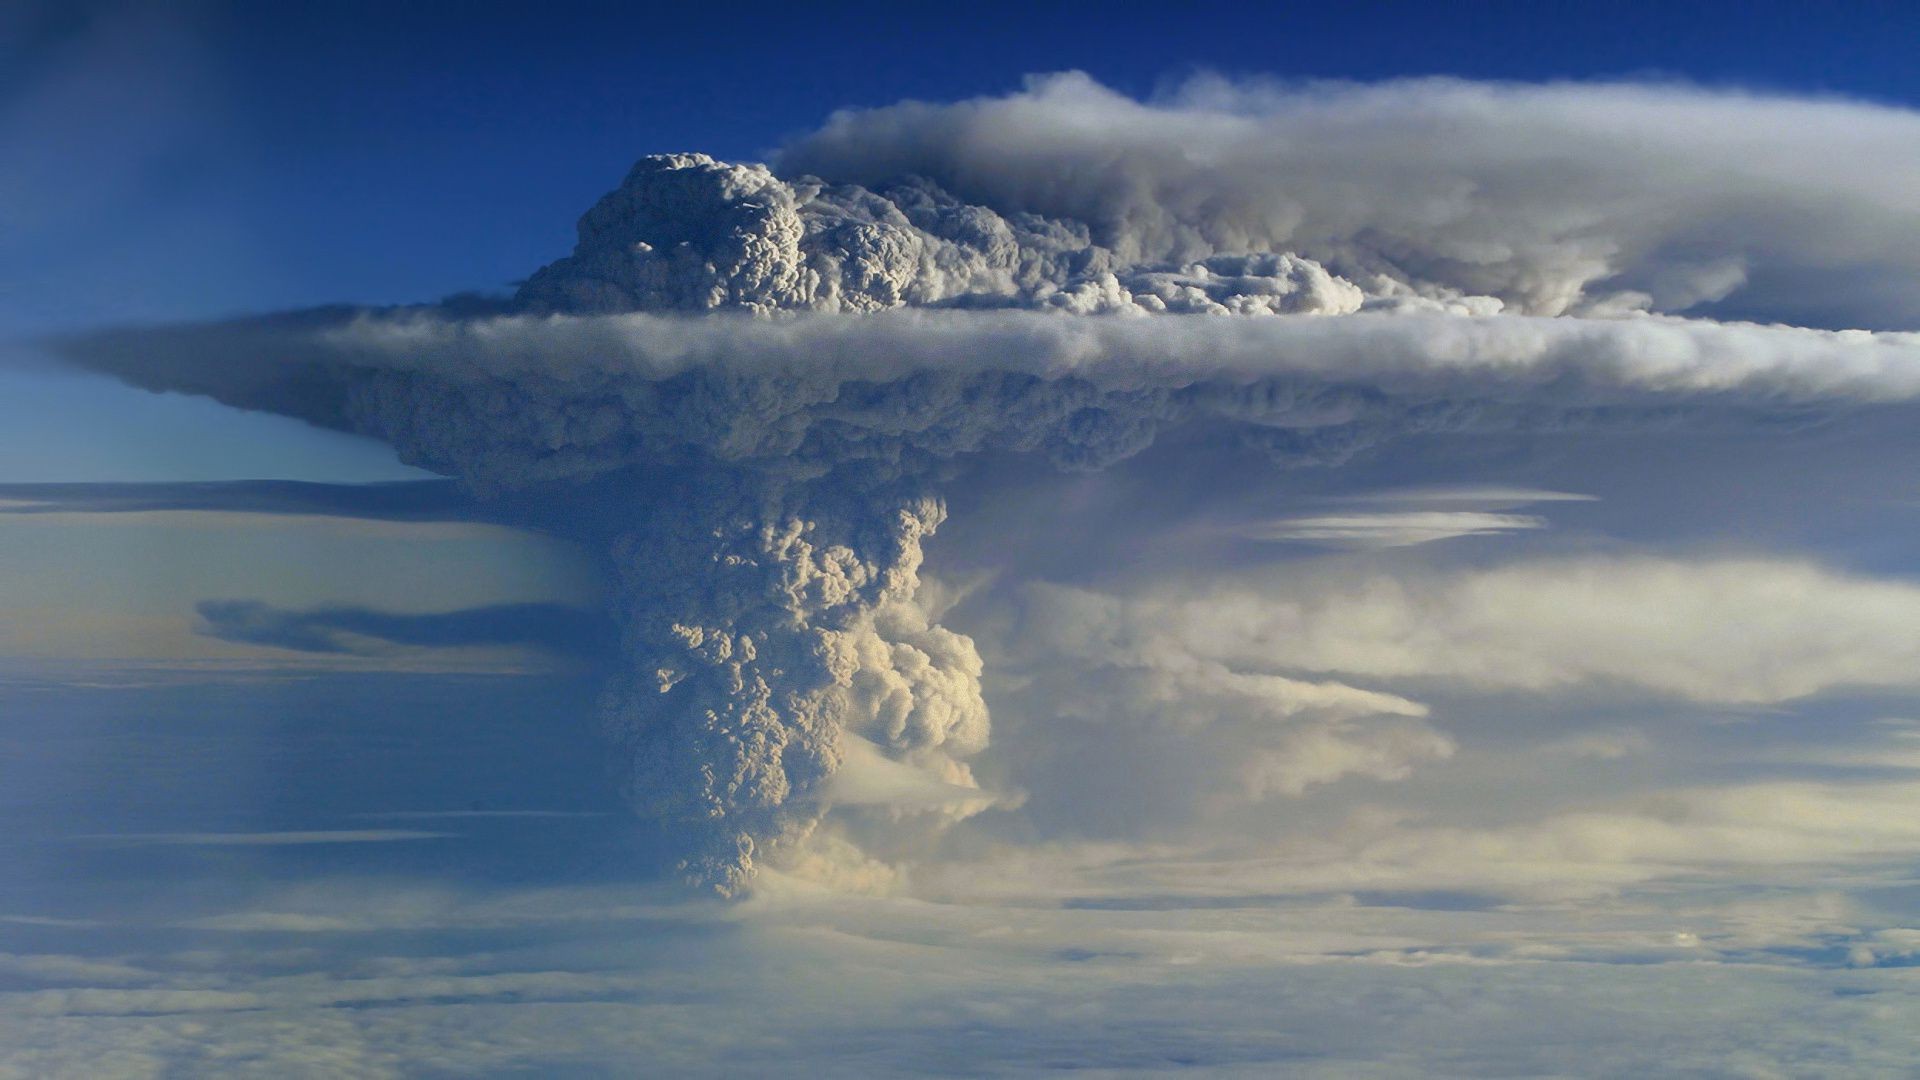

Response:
(784, 72), (1920, 328)
(53, 74), (1920, 892)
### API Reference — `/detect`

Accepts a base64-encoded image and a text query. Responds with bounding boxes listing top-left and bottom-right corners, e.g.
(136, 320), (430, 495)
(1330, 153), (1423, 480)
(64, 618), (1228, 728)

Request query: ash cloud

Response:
(783, 72), (1920, 328)
(52, 74), (1920, 892)
(63, 308), (1920, 493)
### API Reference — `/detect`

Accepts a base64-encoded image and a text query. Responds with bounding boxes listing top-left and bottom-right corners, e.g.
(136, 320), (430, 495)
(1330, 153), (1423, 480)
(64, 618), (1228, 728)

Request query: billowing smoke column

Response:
(58, 78), (1920, 891)
(341, 152), (1384, 890)
(597, 472), (982, 892)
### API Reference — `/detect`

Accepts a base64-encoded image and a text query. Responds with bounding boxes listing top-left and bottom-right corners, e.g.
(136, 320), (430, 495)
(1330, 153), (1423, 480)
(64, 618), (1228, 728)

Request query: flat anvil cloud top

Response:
(55, 74), (1920, 891)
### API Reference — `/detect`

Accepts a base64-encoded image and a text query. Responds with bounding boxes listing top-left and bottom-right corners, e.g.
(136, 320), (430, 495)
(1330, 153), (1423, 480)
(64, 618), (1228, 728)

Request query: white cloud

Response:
(1228, 485), (1594, 548)
(785, 72), (1920, 327)
(979, 581), (1452, 827)
(1078, 556), (1920, 704)
(1239, 510), (1549, 548)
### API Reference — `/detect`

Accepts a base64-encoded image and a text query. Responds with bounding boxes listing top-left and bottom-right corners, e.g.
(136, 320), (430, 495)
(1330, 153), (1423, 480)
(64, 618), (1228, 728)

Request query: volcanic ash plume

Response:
(307, 155), (1384, 889)
(55, 80), (1920, 891)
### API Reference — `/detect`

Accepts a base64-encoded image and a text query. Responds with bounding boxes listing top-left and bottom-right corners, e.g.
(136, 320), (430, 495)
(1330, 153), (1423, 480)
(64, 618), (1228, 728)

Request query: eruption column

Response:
(600, 473), (984, 892)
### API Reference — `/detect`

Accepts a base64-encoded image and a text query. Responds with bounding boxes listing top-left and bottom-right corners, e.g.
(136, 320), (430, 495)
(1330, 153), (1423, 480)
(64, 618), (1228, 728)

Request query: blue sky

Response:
(13, 4), (1920, 1075)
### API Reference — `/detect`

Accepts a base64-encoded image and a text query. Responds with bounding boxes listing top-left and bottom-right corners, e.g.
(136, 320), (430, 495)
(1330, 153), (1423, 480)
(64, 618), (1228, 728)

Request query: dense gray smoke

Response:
(55, 77), (1920, 891)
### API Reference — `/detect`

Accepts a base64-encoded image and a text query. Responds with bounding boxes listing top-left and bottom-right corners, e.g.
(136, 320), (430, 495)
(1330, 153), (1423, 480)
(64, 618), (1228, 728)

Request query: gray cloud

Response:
(60, 308), (1920, 493)
(192, 599), (612, 660)
(0, 479), (472, 522)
